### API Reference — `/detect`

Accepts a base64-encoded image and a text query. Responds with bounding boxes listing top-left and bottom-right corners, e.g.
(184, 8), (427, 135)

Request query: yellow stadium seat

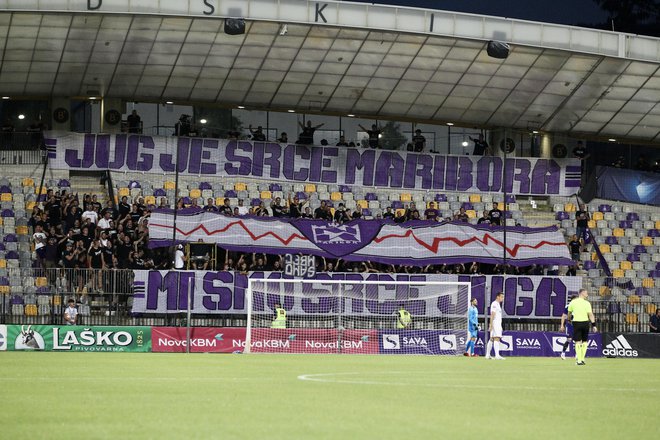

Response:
(356, 200), (368, 210)
(400, 193), (412, 202)
(16, 226), (28, 235)
(469, 194), (481, 203)
(466, 210), (477, 219)
(144, 196), (156, 205)
(0, 285), (9, 294)
(599, 244), (611, 253)
(497, 202), (504, 211)
(396, 209), (405, 218)
(26, 201), (37, 211)
(591, 252), (598, 261)
(25, 304), (38, 316)
(591, 212), (604, 221)
(118, 188), (130, 197)
(564, 203), (575, 212)
(0, 193), (12, 202)
(647, 304), (657, 315)
(613, 228), (625, 237)
(234, 182), (247, 191)
(304, 184), (316, 193)
(331, 192), (342, 201)
(620, 261), (632, 271)
(588, 220), (597, 229)
(642, 278), (655, 288)
(0, 218), (3, 226)
(215, 197), (224, 206)
(53, 296), (62, 306)
(656, 220), (660, 229)
(0, 260), (6, 269)
(625, 313), (638, 325)
(189, 189), (201, 199)
(599, 286), (611, 296)
(36, 277), (48, 287)
(260, 191), (272, 200)
(35, 186), (47, 195)
(642, 237), (653, 246)
(21, 177), (34, 187)
(164, 181), (176, 190)
(612, 269), (624, 278)
(627, 294), (640, 305)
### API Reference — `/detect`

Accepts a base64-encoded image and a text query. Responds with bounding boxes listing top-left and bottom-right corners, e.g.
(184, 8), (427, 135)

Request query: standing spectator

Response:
(101, 200), (118, 220)
(297, 120), (325, 145)
(424, 202), (438, 221)
(98, 211), (113, 230)
(488, 203), (502, 226)
(568, 235), (581, 261)
(271, 197), (286, 218)
(650, 308), (660, 333)
(336, 135), (349, 147)
(277, 132), (288, 143)
(249, 125), (266, 141)
(469, 133), (490, 156)
(237, 199), (250, 216)
(333, 203), (351, 224)
(32, 224), (47, 265)
(173, 244), (186, 269)
(64, 299), (78, 325)
(314, 200), (332, 221)
(412, 129), (426, 152)
(118, 196), (131, 219)
(575, 204), (589, 242)
(88, 239), (105, 293)
(81, 204), (98, 226)
(359, 124), (382, 149)
(127, 110), (142, 133)
(287, 194), (307, 218)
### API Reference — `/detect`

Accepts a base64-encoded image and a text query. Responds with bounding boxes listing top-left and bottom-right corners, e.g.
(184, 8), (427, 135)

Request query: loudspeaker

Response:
(225, 18), (246, 35)
(552, 144), (568, 158)
(487, 41), (510, 59)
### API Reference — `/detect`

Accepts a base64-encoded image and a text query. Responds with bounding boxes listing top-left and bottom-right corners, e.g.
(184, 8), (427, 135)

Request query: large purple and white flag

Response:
(45, 131), (580, 196)
(149, 209), (573, 266)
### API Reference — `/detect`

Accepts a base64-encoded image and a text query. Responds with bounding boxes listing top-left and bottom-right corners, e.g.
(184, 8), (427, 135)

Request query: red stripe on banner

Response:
(372, 230), (567, 258)
(149, 221), (308, 245)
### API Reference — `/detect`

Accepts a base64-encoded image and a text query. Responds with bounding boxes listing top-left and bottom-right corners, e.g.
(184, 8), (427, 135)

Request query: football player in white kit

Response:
(486, 292), (505, 360)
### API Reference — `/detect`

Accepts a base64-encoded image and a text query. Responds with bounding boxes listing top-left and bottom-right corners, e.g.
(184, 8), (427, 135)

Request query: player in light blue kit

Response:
(559, 294), (577, 360)
(464, 298), (479, 357)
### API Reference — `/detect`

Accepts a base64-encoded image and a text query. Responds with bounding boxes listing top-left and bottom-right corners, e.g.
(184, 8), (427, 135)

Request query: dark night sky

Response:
(348, 0), (610, 28)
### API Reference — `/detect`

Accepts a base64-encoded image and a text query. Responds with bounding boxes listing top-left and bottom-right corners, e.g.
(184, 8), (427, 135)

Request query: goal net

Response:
(245, 278), (470, 355)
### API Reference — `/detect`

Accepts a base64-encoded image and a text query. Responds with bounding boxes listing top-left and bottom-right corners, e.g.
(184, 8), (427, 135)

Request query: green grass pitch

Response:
(0, 353), (657, 440)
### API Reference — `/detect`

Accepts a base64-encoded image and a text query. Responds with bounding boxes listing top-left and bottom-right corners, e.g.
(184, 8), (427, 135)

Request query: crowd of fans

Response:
(30, 187), (553, 294)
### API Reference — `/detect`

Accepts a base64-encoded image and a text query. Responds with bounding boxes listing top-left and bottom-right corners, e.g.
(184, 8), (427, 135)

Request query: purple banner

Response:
(46, 131), (580, 196)
(131, 271), (582, 318)
(149, 210), (574, 267)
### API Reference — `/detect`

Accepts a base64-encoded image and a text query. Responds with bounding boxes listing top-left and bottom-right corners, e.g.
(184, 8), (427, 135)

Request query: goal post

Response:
(244, 278), (471, 355)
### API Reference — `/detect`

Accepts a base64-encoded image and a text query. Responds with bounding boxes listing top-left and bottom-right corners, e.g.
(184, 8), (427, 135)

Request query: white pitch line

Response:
(297, 372), (658, 393)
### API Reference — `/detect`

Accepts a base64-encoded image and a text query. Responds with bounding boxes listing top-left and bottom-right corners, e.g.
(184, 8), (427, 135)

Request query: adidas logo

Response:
(602, 335), (638, 357)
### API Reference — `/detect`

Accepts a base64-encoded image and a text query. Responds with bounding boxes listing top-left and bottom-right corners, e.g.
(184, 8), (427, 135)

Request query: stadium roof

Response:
(1, 1), (660, 143)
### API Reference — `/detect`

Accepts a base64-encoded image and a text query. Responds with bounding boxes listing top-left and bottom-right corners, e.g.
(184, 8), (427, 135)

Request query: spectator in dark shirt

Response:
(297, 120), (325, 145)
(412, 129), (426, 152)
(203, 198), (218, 212)
(301, 207), (313, 219)
(575, 204), (589, 241)
(455, 207), (469, 223)
(127, 110), (141, 133)
(359, 124), (382, 149)
(650, 308), (660, 333)
(118, 196), (131, 219)
(405, 203), (419, 221)
(288, 193), (307, 218)
(470, 134), (489, 156)
(488, 203), (502, 226)
(568, 234), (581, 261)
(314, 201), (332, 221)
(336, 135), (349, 147)
(219, 198), (233, 216)
(477, 210), (491, 225)
(277, 132), (288, 143)
(424, 202), (439, 221)
(333, 203), (351, 224)
(271, 197), (286, 217)
(383, 206), (395, 220)
(249, 125), (266, 141)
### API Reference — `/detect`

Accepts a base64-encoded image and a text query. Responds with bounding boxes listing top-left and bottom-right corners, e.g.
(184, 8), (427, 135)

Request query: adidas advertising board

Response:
(602, 333), (660, 359)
